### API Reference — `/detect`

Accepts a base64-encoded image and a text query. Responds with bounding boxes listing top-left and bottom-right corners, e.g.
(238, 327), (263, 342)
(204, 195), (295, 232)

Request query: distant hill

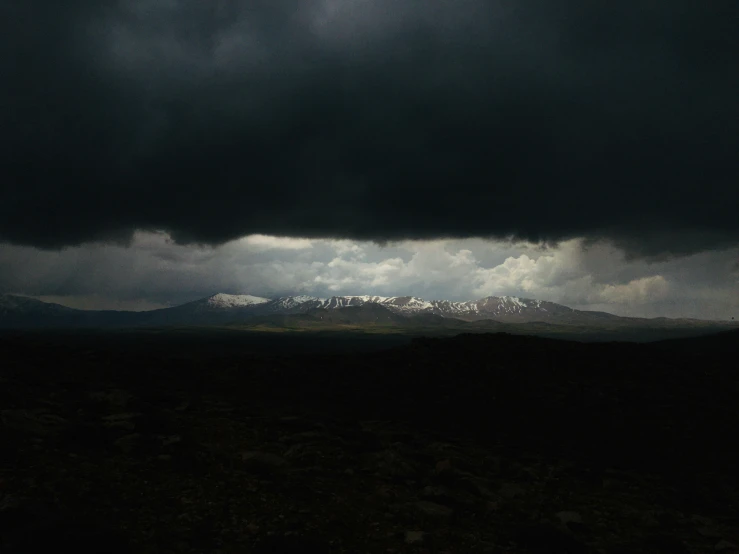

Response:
(0, 294), (140, 328)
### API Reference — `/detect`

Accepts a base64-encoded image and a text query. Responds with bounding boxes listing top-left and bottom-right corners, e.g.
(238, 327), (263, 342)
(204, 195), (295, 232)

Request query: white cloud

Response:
(236, 235), (315, 252)
(598, 275), (670, 305)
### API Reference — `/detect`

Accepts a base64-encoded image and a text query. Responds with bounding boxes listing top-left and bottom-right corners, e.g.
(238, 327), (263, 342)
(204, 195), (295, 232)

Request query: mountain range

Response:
(1, 293), (735, 342)
(165, 293), (587, 323)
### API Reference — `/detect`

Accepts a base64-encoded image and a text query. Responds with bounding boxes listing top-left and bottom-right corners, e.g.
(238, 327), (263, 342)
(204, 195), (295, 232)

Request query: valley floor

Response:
(1, 330), (738, 553)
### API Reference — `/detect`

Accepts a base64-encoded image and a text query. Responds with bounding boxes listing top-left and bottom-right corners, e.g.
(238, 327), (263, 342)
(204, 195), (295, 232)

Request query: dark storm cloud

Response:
(1, 0), (737, 254)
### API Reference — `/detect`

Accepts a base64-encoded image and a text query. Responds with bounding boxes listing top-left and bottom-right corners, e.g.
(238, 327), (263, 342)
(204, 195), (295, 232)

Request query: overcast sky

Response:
(1, 1), (737, 318)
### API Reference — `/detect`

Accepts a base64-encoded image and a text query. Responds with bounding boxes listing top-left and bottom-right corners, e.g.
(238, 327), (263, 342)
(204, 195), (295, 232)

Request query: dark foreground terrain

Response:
(1, 329), (738, 553)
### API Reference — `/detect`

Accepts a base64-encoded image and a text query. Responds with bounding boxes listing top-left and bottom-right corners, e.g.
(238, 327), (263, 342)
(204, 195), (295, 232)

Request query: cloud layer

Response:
(2, 233), (737, 319)
(1, 1), (737, 254)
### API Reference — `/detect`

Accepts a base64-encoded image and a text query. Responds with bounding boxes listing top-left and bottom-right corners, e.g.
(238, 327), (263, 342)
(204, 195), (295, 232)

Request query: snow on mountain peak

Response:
(205, 294), (270, 308)
(272, 295), (324, 309)
(342, 295), (392, 302)
(292, 295), (323, 303)
(384, 296), (434, 311)
(161, 291), (565, 320)
(191, 293), (555, 317)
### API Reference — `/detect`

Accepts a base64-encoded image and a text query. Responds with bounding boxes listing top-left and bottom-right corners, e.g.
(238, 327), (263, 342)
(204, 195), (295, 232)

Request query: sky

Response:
(1, 1), (737, 319)
(2, 232), (737, 320)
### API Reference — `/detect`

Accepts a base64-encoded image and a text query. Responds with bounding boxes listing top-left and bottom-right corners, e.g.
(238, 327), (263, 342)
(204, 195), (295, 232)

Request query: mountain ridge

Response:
(0, 293), (735, 341)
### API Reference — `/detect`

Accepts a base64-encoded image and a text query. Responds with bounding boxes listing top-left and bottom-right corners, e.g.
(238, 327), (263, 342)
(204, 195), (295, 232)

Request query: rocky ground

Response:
(1, 330), (738, 553)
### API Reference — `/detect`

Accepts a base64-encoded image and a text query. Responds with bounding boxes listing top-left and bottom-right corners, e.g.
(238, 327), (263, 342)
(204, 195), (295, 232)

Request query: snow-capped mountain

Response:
(197, 293), (270, 310)
(217, 295), (573, 321)
(131, 293), (272, 325)
(254, 295), (401, 313)
(0, 292), (581, 325)
(253, 296), (325, 314)
(2, 292), (731, 334)
(243, 294), (577, 322)
(418, 296), (575, 321)
(383, 295), (576, 321)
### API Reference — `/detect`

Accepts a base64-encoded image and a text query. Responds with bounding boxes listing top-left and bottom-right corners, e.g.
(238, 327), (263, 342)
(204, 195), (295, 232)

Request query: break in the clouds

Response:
(1, 233), (738, 320)
(1, 1), (737, 255)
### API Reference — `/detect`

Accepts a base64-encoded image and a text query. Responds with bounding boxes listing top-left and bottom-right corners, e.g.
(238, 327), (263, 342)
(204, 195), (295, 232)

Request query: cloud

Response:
(237, 235), (315, 252)
(598, 276), (671, 305)
(2, 233), (738, 319)
(0, 0), (737, 255)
